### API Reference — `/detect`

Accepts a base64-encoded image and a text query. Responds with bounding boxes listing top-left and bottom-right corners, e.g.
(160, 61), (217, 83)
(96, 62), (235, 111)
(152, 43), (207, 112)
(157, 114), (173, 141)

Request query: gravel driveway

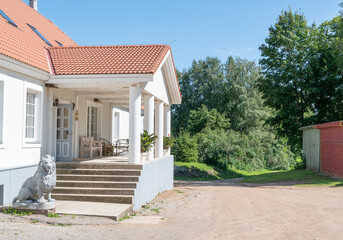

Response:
(1, 179), (343, 240)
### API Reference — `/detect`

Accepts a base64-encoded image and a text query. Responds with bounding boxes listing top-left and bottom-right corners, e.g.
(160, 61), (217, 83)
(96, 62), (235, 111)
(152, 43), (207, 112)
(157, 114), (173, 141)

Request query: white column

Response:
(44, 88), (54, 155)
(144, 95), (154, 160)
(129, 86), (141, 164)
(154, 101), (164, 158)
(164, 105), (171, 156)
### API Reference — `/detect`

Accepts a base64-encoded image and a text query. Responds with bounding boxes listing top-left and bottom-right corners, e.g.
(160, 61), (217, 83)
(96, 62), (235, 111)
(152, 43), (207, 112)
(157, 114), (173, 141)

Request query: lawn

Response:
(174, 162), (343, 187)
(174, 162), (273, 181)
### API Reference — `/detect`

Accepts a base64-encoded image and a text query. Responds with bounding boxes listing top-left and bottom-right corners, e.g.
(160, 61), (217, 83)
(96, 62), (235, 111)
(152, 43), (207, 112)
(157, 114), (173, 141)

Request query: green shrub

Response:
(194, 127), (295, 171)
(227, 130), (295, 171)
(172, 132), (198, 163)
(196, 128), (229, 169)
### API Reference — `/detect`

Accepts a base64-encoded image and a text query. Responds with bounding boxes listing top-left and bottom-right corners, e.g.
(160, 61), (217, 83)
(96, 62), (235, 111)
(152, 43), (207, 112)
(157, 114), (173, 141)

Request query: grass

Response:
(241, 169), (343, 187)
(2, 208), (32, 216)
(119, 215), (131, 221)
(47, 213), (61, 218)
(174, 162), (272, 181)
(174, 161), (343, 187)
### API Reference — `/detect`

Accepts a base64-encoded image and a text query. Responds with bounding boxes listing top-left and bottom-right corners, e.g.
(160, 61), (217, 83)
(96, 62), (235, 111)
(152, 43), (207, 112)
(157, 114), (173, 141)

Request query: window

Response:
(0, 81), (3, 145)
(25, 92), (36, 140)
(55, 40), (63, 47)
(27, 24), (52, 46)
(87, 106), (98, 139)
(0, 9), (17, 28)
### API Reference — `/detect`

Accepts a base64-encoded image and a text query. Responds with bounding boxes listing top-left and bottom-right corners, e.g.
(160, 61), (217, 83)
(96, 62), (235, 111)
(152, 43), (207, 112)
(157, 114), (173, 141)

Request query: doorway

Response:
(56, 104), (73, 161)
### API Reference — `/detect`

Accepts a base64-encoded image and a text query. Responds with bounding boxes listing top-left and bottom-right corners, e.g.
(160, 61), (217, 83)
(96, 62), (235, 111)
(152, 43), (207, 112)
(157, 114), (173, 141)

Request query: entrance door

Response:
(56, 104), (73, 161)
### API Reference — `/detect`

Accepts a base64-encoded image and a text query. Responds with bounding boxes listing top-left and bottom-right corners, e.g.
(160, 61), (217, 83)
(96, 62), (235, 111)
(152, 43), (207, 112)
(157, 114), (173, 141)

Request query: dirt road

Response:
(1, 179), (343, 240)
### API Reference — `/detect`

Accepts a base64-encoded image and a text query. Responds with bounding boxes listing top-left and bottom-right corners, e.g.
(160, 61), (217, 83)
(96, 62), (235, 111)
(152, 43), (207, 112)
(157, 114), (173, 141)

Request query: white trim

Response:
(0, 54), (50, 81)
(22, 82), (43, 148)
(0, 79), (5, 149)
(48, 73), (153, 85)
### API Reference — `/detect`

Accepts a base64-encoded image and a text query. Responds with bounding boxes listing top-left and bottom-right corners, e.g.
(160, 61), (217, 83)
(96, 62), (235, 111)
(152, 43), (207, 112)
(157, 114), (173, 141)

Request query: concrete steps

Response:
(53, 187), (135, 195)
(57, 174), (139, 182)
(56, 180), (137, 188)
(56, 162), (142, 170)
(53, 193), (133, 204)
(56, 169), (141, 176)
(52, 162), (141, 206)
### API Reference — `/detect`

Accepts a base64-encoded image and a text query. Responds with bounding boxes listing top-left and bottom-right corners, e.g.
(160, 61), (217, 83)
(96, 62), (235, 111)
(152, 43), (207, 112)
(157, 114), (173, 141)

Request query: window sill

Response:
(23, 142), (41, 148)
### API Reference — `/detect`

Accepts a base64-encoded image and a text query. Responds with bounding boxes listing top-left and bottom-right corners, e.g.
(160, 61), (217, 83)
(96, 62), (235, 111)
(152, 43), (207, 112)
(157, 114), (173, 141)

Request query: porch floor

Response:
(70, 155), (132, 165)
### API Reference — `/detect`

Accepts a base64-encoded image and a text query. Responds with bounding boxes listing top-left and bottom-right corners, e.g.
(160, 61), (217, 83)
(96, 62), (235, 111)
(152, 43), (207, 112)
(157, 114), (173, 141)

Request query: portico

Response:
(45, 45), (181, 164)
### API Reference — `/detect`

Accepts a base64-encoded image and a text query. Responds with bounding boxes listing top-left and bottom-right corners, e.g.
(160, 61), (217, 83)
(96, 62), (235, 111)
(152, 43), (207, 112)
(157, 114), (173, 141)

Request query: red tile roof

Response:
(0, 0), (77, 72)
(48, 45), (171, 75)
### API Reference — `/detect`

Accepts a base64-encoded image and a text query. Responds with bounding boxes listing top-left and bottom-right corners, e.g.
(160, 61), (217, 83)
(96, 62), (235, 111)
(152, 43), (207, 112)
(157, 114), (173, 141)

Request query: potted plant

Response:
(141, 130), (158, 161)
(163, 135), (175, 156)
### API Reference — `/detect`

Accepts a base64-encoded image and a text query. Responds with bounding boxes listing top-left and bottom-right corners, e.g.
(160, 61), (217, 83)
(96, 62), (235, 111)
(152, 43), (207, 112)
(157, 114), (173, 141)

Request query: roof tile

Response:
(48, 45), (171, 75)
(0, 0), (77, 72)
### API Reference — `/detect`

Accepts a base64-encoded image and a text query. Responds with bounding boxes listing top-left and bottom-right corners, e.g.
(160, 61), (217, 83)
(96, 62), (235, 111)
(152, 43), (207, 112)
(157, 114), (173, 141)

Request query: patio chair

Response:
(114, 139), (129, 156)
(79, 136), (102, 158)
(100, 138), (115, 156)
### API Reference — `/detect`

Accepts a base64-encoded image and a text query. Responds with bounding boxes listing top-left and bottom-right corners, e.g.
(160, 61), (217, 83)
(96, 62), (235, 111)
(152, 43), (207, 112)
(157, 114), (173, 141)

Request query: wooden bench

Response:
(80, 136), (102, 158)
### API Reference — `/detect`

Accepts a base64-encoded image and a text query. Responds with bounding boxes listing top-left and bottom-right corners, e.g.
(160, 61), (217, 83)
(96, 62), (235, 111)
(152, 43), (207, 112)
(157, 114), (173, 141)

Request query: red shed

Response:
(316, 121), (343, 178)
(301, 121), (343, 178)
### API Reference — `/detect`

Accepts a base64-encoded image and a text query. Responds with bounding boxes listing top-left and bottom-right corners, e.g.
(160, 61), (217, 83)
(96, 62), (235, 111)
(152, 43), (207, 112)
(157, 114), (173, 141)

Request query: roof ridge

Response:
(48, 44), (170, 50)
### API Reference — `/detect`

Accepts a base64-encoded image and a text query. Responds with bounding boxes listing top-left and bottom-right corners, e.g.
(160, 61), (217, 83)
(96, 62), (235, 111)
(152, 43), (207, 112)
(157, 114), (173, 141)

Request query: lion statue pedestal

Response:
(11, 154), (56, 210)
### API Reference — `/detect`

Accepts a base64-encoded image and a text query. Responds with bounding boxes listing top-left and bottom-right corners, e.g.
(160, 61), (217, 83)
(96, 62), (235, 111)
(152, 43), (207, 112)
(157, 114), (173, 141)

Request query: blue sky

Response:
(24, 0), (342, 71)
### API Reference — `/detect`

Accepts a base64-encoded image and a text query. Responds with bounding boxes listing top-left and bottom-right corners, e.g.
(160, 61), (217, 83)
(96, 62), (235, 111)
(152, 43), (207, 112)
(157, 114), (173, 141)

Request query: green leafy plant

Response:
(3, 207), (32, 216)
(163, 136), (175, 149)
(47, 212), (61, 218)
(141, 130), (158, 153)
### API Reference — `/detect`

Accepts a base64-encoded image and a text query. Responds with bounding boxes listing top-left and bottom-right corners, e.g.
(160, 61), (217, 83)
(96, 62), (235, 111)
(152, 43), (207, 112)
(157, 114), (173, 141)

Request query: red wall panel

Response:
(317, 121), (343, 178)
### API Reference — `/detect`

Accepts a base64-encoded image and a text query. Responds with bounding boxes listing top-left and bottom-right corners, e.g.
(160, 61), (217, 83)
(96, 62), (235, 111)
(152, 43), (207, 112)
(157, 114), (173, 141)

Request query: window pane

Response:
(26, 116), (34, 127)
(57, 130), (61, 139)
(57, 119), (61, 128)
(64, 108), (69, 116)
(27, 92), (35, 104)
(63, 130), (68, 139)
(26, 127), (34, 138)
(26, 104), (35, 115)
(63, 119), (68, 128)
(57, 108), (62, 116)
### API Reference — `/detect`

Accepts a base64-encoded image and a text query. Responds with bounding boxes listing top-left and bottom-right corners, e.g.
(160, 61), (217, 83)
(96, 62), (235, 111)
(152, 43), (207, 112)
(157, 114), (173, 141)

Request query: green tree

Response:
(259, 9), (343, 151)
(223, 57), (271, 133)
(187, 105), (230, 135)
(172, 57), (225, 132)
(259, 10), (316, 152)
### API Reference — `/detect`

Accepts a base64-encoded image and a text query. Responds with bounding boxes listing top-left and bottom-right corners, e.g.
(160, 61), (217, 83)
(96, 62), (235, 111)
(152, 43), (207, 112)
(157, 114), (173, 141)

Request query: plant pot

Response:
(163, 148), (169, 156)
(141, 152), (147, 162)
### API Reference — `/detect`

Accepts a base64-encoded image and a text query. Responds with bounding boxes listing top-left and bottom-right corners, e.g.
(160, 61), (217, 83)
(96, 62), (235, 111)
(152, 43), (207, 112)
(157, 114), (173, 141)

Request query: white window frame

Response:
(86, 100), (102, 140)
(0, 80), (4, 149)
(23, 82), (43, 148)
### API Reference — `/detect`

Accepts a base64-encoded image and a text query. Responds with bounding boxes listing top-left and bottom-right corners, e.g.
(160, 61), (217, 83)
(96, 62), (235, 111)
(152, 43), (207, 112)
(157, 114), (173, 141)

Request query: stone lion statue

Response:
(12, 154), (56, 207)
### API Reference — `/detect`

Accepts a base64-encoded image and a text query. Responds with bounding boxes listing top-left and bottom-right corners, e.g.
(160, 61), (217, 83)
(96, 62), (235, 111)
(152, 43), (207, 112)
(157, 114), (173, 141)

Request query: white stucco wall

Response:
(0, 67), (45, 169)
(133, 155), (174, 210)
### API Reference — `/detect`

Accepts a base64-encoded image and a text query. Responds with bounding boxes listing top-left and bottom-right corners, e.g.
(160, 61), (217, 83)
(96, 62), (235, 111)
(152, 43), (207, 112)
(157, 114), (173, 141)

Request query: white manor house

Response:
(0, 0), (181, 211)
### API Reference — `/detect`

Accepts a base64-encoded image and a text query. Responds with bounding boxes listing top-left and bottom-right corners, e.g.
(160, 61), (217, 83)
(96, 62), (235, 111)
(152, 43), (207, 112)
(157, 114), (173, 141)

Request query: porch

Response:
(42, 45), (180, 213)
(43, 45), (181, 165)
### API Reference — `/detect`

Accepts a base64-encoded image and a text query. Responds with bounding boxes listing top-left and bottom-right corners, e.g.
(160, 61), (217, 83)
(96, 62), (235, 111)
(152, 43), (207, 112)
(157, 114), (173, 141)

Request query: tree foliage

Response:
(172, 57), (270, 134)
(172, 56), (295, 170)
(259, 9), (343, 152)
